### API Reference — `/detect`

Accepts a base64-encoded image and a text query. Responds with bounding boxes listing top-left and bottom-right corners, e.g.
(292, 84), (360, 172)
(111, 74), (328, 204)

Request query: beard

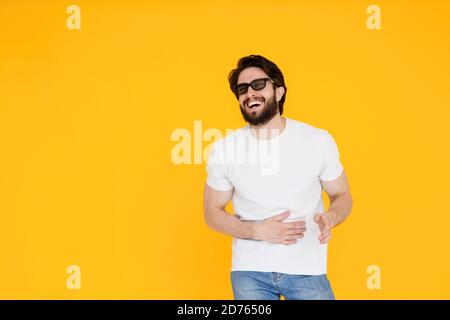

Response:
(239, 94), (279, 126)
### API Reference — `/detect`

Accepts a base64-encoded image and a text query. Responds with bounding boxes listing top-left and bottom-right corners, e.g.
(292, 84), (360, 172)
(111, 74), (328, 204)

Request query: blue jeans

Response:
(231, 271), (335, 300)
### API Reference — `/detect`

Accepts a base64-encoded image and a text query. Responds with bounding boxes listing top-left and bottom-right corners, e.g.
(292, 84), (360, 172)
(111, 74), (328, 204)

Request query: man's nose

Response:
(246, 86), (258, 97)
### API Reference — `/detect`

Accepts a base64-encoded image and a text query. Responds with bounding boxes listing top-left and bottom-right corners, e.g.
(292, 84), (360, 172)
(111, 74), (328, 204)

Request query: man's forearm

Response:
(205, 208), (256, 240)
(326, 191), (353, 228)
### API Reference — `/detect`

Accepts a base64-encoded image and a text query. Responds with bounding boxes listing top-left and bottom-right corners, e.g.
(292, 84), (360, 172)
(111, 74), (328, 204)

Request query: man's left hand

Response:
(313, 212), (333, 244)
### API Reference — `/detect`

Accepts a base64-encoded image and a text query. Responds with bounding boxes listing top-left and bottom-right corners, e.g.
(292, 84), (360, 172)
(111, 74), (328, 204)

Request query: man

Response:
(203, 55), (353, 300)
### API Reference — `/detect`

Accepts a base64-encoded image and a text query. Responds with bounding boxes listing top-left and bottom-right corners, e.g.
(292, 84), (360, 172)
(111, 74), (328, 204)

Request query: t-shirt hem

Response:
(319, 165), (344, 182)
(205, 180), (233, 192)
(231, 265), (327, 276)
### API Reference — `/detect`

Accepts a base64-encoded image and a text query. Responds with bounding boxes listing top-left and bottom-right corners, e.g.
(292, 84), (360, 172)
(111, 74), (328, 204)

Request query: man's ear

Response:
(276, 87), (285, 102)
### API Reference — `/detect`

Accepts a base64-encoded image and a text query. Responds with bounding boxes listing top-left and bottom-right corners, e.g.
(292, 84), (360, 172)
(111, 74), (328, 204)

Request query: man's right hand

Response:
(253, 211), (307, 245)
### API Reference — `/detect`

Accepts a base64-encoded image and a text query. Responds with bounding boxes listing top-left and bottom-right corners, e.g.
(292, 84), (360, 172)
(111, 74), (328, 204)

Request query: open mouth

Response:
(246, 99), (264, 109)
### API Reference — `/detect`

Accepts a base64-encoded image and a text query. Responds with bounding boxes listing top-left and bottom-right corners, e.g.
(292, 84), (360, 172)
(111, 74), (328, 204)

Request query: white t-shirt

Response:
(206, 117), (344, 275)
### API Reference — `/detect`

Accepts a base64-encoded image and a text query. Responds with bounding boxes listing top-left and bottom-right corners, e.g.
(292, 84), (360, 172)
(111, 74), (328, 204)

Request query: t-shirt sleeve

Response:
(205, 142), (234, 191)
(318, 130), (344, 181)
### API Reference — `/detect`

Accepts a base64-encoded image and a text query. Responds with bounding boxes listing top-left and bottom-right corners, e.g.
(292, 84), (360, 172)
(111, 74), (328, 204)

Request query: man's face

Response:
(236, 67), (279, 126)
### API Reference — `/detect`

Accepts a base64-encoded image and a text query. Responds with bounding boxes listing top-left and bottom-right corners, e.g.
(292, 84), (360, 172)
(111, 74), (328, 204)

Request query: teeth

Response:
(248, 101), (261, 107)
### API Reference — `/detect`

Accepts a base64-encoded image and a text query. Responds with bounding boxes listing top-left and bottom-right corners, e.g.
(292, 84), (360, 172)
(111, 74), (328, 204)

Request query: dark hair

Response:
(228, 55), (287, 115)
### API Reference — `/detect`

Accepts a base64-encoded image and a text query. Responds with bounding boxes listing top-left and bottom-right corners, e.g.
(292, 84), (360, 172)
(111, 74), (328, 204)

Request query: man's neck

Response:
(249, 114), (286, 140)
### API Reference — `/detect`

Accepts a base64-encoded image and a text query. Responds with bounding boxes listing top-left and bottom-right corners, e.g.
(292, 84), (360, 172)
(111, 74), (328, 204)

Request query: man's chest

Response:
(228, 146), (322, 199)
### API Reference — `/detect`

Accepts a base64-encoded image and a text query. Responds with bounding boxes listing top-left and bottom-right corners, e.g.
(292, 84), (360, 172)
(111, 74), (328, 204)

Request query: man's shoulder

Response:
(287, 118), (330, 138)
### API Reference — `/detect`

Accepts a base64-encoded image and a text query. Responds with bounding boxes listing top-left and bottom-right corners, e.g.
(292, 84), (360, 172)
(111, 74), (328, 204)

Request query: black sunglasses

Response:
(235, 77), (275, 95)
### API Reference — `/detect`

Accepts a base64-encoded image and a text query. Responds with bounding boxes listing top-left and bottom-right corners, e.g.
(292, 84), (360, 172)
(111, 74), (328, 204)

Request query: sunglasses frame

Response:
(235, 77), (275, 96)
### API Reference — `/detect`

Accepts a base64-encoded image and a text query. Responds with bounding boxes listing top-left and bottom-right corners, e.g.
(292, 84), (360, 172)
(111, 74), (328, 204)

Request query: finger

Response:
(319, 233), (328, 241)
(313, 213), (321, 222)
(319, 232), (331, 242)
(314, 214), (324, 231)
(319, 226), (329, 235)
(319, 234), (331, 244)
(315, 214), (331, 232)
(287, 221), (306, 228)
(323, 215), (331, 229)
(287, 232), (305, 239)
(283, 233), (304, 244)
(283, 239), (298, 245)
(319, 234), (327, 243)
(284, 227), (306, 237)
(287, 224), (306, 231)
(288, 228), (306, 235)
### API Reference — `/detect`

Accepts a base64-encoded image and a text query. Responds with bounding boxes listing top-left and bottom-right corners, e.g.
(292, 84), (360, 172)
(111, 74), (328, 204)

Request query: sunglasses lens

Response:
(251, 79), (267, 90)
(236, 84), (248, 95)
(236, 78), (271, 95)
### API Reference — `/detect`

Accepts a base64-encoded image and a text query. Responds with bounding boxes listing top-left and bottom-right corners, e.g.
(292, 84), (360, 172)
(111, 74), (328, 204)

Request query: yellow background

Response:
(1, 0), (449, 299)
